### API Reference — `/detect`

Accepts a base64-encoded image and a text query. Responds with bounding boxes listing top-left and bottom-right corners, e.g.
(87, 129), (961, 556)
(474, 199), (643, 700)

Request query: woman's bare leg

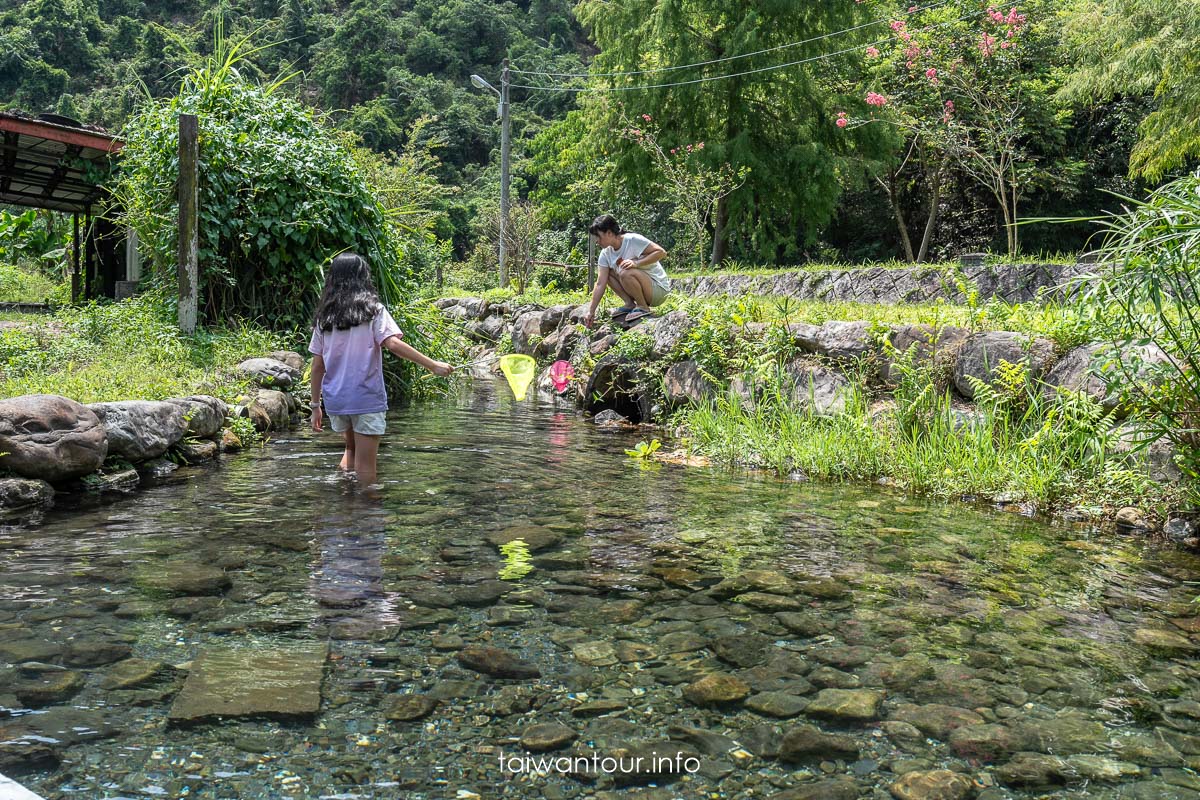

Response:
(353, 433), (381, 485)
(617, 269), (653, 308)
(607, 273), (635, 307)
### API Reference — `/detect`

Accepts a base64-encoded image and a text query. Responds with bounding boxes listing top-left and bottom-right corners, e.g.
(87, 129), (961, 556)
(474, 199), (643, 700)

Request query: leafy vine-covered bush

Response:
(113, 36), (460, 398)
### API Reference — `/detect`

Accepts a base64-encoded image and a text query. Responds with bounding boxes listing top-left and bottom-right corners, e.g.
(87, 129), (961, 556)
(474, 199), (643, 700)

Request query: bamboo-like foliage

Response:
(1072, 175), (1200, 478)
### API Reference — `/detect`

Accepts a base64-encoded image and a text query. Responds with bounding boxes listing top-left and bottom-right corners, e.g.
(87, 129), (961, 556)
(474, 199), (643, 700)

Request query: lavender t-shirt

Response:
(308, 306), (402, 415)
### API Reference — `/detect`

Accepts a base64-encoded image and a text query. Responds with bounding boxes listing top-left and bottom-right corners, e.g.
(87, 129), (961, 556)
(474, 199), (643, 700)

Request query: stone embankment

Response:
(437, 295), (1194, 541)
(0, 351), (307, 520)
(670, 258), (1083, 305)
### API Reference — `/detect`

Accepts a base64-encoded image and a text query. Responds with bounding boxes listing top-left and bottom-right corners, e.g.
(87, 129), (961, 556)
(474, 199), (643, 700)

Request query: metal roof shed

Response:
(0, 112), (127, 301)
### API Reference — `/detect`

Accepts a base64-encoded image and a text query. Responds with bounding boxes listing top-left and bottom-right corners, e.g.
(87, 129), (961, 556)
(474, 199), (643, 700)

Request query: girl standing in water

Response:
(308, 252), (453, 486)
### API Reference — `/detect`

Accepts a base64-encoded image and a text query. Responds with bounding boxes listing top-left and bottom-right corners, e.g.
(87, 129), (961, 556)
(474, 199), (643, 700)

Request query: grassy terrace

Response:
(0, 290), (290, 404)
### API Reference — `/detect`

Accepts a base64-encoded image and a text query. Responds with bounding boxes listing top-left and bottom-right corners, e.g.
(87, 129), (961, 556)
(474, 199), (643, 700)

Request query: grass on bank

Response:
(0, 290), (291, 404)
(678, 350), (1191, 515)
(0, 263), (68, 304)
(433, 282), (1092, 350)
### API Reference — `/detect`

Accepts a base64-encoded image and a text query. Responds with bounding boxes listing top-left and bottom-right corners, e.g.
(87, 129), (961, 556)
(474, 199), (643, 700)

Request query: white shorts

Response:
(329, 411), (386, 435)
(649, 281), (670, 306)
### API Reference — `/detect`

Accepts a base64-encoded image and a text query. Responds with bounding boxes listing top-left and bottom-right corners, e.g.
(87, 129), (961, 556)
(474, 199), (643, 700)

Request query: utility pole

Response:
(177, 113), (199, 334)
(470, 65), (512, 290)
(499, 59), (511, 290)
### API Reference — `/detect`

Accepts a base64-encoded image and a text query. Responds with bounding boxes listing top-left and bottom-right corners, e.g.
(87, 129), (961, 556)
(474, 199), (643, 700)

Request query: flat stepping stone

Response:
(167, 642), (328, 724)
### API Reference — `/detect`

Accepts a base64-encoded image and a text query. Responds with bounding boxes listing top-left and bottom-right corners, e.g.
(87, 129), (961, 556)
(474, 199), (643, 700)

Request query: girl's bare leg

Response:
(617, 269), (652, 308)
(353, 433), (382, 486)
(339, 429), (355, 471)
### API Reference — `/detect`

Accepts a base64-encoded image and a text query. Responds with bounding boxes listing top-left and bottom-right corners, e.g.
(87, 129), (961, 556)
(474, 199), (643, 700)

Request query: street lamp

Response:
(470, 61), (511, 289)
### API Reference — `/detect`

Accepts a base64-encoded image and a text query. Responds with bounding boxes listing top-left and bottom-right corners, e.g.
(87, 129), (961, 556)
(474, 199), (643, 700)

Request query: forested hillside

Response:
(2, 0), (1196, 269)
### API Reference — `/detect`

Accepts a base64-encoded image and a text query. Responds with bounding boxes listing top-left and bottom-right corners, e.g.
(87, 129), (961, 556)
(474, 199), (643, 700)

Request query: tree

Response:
(620, 114), (748, 270)
(1059, 0), (1200, 181)
(846, 1), (1063, 256)
(572, 0), (886, 264)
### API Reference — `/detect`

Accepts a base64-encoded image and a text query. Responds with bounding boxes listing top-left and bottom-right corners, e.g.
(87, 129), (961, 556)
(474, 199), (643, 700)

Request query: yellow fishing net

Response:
(498, 354), (537, 400)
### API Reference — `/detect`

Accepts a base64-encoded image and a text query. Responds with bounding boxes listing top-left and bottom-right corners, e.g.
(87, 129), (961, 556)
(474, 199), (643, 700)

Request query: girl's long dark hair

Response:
(313, 252), (381, 331)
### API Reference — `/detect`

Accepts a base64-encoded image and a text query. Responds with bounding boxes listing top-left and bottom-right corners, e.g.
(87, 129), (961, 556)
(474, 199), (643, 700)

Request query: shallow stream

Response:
(4, 381), (1200, 799)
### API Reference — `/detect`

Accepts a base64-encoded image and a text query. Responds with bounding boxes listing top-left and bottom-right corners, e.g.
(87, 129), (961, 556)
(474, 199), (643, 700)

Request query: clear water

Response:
(3, 381), (1200, 799)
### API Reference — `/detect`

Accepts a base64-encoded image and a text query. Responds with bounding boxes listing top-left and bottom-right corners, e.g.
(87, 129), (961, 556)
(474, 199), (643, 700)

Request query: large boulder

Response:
(265, 350), (305, 372)
(882, 325), (971, 383)
(87, 400), (188, 462)
(784, 362), (854, 416)
(512, 309), (559, 355)
(1042, 342), (1172, 415)
(663, 360), (716, 407)
(237, 357), (300, 390)
(953, 331), (1056, 399)
(647, 310), (695, 359)
(0, 395), (108, 481)
(165, 395), (228, 439)
(815, 320), (883, 361)
(236, 389), (294, 432)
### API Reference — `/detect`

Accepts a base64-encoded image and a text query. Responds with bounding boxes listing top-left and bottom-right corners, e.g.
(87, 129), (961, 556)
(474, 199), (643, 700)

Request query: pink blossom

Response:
(999, 40), (1011, 48)
(836, 117), (848, 128)
(697, 141), (704, 149)
(670, 148), (677, 154)
(944, 100), (955, 110)
(925, 67), (937, 78)
(908, 5), (917, 11)
(865, 91), (888, 107)
(686, 144), (693, 151)
(889, 19), (906, 31)
(631, 128), (641, 135)
(866, 46), (880, 57)
(642, 113), (652, 121)
(978, 32), (996, 56)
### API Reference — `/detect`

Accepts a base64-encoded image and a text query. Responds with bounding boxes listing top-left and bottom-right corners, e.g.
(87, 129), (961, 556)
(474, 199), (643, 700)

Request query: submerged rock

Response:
(168, 642), (328, 724)
(456, 645), (541, 679)
(520, 722), (577, 752)
(0, 477), (54, 511)
(134, 561), (230, 597)
(0, 394), (108, 481)
(804, 688), (884, 722)
(889, 769), (975, 799)
(683, 673), (751, 707)
(778, 723), (860, 761)
(385, 694), (439, 721)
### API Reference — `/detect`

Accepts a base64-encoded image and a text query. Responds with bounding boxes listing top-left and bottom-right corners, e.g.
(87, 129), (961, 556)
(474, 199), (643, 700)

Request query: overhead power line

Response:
(510, 0), (951, 79)
(510, 10), (977, 93)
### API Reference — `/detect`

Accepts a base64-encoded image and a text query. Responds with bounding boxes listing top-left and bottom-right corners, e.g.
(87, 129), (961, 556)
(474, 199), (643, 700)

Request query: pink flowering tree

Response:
(841, 1), (1059, 258)
(620, 114), (749, 270)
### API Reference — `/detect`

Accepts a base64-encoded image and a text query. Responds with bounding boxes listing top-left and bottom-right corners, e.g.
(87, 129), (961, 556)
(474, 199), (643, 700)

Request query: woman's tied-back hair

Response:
(313, 252), (381, 332)
(588, 214), (624, 237)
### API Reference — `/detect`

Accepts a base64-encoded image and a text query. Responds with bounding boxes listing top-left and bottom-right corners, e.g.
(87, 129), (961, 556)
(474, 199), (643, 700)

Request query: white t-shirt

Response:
(598, 232), (670, 291)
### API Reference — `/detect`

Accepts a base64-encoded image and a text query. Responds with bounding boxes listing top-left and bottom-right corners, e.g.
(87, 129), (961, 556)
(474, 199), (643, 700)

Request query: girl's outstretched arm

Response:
(310, 354), (326, 431)
(383, 335), (454, 377)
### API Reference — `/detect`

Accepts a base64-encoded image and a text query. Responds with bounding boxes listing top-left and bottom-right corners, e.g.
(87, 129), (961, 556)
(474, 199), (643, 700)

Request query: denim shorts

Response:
(328, 411), (386, 435)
